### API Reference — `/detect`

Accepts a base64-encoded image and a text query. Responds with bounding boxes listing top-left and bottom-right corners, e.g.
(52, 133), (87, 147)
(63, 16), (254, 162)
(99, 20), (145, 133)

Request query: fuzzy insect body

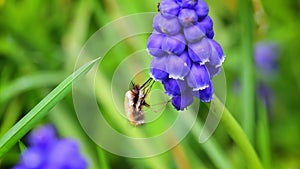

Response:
(124, 78), (154, 126)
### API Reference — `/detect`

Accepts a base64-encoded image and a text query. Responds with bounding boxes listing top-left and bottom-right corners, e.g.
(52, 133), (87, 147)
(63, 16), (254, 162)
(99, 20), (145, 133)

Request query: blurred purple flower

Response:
(13, 124), (88, 169)
(233, 41), (279, 116)
(147, 0), (225, 110)
(27, 124), (57, 148)
(254, 42), (279, 75)
(255, 41), (279, 116)
(257, 82), (274, 117)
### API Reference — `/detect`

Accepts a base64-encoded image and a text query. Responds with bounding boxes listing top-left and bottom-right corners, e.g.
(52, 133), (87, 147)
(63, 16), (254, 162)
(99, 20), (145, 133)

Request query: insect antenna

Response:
(143, 80), (155, 97)
(140, 77), (153, 89)
(139, 78), (155, 108)
(130, 80), (135, 87)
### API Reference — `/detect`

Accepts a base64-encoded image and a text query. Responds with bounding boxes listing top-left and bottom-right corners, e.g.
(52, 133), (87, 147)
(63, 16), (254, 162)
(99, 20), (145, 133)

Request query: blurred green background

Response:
(0, 0), (300, 168)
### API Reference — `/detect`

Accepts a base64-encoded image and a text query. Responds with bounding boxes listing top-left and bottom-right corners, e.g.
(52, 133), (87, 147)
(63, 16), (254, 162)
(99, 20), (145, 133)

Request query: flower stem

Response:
(257, 100), (271, 169)
(213, 95), (264, 169)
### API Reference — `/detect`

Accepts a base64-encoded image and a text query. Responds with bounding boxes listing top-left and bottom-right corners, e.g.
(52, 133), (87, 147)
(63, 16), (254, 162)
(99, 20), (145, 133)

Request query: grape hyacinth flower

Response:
(254, 42), (279, 75)
(255, 42), (279, 116)
(147, 0), (225, 110)
(13, 124), (88, 169)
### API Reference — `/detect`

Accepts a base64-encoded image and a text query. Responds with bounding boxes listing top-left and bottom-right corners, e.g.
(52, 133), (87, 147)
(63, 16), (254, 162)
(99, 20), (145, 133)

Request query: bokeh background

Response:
(0, 0), (300, 168)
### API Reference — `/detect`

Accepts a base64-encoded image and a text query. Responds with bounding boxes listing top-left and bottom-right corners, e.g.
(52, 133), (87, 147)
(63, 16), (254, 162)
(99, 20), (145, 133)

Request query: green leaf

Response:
(239, 0), (255, 142)
(257, 101), (271, 169)
(0, 58), (99, 158)
(18, 140), (26, 152)
(97, 147), (110, 169)
(188, 114), (232, 169)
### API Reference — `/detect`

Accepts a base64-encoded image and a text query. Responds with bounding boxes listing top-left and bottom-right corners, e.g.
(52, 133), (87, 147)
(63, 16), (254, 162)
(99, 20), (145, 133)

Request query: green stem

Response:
(97, 147), (110, 169)
(213, 95), (263, 169)
(240, 0), (255, 142)
(257, 100), (271, 169)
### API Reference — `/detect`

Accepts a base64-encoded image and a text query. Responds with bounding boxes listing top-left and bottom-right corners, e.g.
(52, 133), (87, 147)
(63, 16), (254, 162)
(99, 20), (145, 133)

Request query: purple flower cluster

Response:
(254, 42), (279, 116)
(254, 42), (279, 75)
(13, 125), (88, 169)
(147, 0), (225, 110)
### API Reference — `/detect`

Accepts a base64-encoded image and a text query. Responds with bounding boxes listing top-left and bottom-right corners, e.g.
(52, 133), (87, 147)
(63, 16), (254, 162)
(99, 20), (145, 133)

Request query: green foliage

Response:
(0, 0), (300, 169)
(0, 58), (99, 158)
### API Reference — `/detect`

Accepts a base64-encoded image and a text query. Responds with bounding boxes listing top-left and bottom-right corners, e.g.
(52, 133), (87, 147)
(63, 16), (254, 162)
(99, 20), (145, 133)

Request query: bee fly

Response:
(124, 78), (155, 126)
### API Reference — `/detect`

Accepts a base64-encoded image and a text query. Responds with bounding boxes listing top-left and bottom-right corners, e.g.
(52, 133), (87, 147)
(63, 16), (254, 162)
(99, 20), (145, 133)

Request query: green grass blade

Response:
(188, 116), (232, 169)
(257, 101), (271, 169)
(239, 0), (255, 142)
(213, 95), (263, 169)
(18, 140), (26, 153)
(0, 58), (99, 158)
(97, 147), (110, 169)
